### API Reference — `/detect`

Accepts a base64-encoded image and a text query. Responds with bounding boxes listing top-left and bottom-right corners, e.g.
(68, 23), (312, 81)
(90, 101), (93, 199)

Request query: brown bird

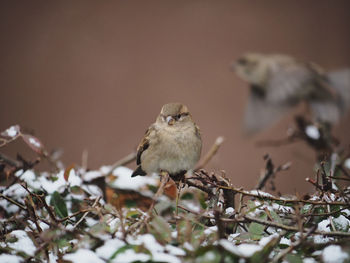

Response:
(131, 103), (202, 180)
(232, 53), (350, 134)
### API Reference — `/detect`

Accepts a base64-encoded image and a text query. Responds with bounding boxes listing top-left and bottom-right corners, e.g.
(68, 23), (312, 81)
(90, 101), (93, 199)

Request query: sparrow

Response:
(232, 53), (350, 134)
(131, 103), (202, 181)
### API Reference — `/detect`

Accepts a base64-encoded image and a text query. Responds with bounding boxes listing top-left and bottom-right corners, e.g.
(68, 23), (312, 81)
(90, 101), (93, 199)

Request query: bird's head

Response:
(232, 53), (269, 86)
(158, 103), (192, 127)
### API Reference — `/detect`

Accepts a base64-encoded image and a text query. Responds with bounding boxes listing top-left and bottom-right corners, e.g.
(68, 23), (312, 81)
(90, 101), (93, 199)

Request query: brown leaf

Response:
(64, 164), (75, 181)
(21, 134), (44, 154)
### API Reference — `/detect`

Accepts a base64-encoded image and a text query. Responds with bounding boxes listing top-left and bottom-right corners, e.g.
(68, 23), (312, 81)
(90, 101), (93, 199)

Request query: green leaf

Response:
(181, 192), (194, 200)
(248, 222), (265, 240)
(270, 210), (282, 224)
(70, 185), (84, 195)
(50, 191), (68, 218)
(108, 245), (136, 262)
(301, 204), (312, 214)
(285, 254), (303, 263)
(250, 235), (280, 263)
(150, 215), (172, 243)
(248, 214), (267, 240)
(195, 245), (238, 263)
(126, 210), (141, 219)
(124, 199), (137, 208)
(199, 192), (208, 209)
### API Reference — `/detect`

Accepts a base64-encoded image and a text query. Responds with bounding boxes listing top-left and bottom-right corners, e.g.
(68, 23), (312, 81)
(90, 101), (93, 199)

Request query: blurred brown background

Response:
(1, 1), (350, 193)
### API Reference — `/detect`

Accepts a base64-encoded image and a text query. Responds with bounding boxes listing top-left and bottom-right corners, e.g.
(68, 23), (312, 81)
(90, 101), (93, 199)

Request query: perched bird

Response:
(232, 53), (350, 134)
(131, 103), (202, 180)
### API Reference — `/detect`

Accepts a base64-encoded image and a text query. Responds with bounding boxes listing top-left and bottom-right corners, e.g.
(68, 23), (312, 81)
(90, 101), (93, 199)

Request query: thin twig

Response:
(195, 136), (224, 170)
(108, 152), (137, 174)
(0, 193), (27, 210)
(272, 225), (317, 263)
(244, 215), (350, 237)
(73, 196), (101, 229)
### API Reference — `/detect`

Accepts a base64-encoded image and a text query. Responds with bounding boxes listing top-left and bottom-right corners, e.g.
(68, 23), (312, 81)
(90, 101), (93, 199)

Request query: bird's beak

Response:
(166, 116), (175, 126)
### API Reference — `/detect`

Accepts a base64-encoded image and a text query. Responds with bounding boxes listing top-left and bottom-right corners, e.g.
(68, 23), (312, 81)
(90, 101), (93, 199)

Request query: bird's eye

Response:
(237, 58), (247, 65)
(176, 114), (181, 120)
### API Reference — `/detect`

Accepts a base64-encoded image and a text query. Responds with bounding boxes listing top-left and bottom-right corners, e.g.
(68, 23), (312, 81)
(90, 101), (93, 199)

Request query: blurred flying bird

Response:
(232, 53), (350, 134)
(131, 103), (202, 180)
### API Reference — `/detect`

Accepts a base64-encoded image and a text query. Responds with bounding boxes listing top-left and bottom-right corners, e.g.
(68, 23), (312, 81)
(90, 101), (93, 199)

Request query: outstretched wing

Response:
(326, 68), (350, 112)
(243, 86), (292, 134)
(265, 62), (317, 104)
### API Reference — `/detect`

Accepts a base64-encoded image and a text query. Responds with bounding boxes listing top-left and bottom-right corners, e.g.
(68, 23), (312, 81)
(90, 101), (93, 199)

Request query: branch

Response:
(107, 152), (137, 174)
(195, 136), (224, 170)
(73, 196), (101, 229)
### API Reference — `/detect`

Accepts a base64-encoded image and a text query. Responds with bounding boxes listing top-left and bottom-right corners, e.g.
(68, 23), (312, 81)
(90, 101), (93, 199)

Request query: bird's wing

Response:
(309, 100), (341, 124)
(265, 62), (316, 104)
(326, 68), (350, 112)
(243, 86), (292, 134)
(136, 125), (154, 165)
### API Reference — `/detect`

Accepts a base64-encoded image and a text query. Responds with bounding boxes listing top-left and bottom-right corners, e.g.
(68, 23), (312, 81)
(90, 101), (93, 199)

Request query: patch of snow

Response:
(28, 137), (41, 148)
(100, 165), (112, 174)
(228, 233), (240, 242)
(6, 230), (36, 256)
(81, 184), (103, 197)
(3, 126), (19, 138)
(165, 245), (186, 256)
(204, 226), (218, 235)
(305, 125), (320, 140)
(111, 167), (158, 190)
(96, 239), (126, 260)
(280, 237), (291, 246)
(225, 207), (235, 215)
(111, 249), (150, 263)
(272, 203), (294, 213)
(63, 249), (104, 263)
(18, 170), (36, 184)
(183, 242), (194, 251)
(184, 202), (200, 213)
(171, 231), (178, 239)
(136, 234), (164, 253)
(26, 220), (49, 231)
(204, 251), (217, 261)
(303, 258), (317, 263)
(313, 235), (332, 244)
(249, 190), (274, 197)
(322, 245), (348, 263)
(67, 169), (82, 187)
(219, 239), (261, 257)
(344, 158), (350, 170)
(259, 233), (278, 246)
(152, 253), (181, 263)
(82, 170), (103, 182)
(84, 217), (99, 227)
(38, 172), (66, 194)
(0, 254), (23, 263)
(317, 219), (331, 232)
(333, 215), (349, 231)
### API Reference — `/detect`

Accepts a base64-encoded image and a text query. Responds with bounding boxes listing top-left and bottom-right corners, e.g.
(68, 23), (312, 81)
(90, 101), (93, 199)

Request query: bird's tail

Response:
(131, 165), (147, 177)
(326, 68), (350, 113)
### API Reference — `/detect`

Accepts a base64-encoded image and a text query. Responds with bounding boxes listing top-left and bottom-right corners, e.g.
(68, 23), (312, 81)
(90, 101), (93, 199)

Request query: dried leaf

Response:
(64, 164), (75, 182)
(21, 134), (44, 154)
